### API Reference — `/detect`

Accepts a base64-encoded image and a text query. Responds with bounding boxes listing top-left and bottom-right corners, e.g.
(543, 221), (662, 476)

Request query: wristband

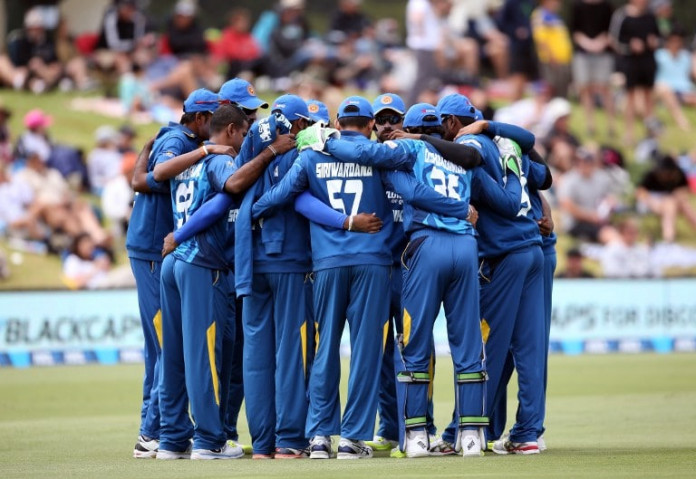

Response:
(201, 144), (209, 156)
(348, 215), (354, 231)
(267, 144), (278, 156)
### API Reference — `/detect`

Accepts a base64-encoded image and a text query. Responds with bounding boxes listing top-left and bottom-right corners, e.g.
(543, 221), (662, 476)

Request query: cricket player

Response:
(127, 88), (222, 459)
(158, 104), (287, 460)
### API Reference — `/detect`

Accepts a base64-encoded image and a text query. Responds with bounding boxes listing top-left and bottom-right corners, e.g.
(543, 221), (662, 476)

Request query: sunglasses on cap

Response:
(375, 114), (404, 126)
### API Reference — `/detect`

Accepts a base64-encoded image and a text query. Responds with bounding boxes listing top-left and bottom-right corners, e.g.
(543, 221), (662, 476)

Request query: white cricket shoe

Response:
(309, 435), (332, 459)
(404, 430), (429, 458)
(537, 435), (547, 451)
(336, 438), (373, 459)
(492, 438), (540, 455)
(429, 435), (456, 456)
(133, 435), (159, 459)
(459, 433), (483, 457)
(191, 442), (244, 460)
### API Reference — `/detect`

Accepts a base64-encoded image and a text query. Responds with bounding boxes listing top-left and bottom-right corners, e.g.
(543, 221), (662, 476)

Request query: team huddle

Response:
(126, 77), (556, 461)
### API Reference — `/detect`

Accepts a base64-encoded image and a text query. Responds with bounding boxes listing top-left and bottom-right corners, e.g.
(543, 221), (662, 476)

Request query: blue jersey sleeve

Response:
(173, 192), (233, 244)
(384, 170), (470, 220)
(527, 161), (548, 192)
(154, 135), (188, 165)
(208, 155), (238, 192)
(470, 168), (523, 218)
(294, 191), (347, 230)
(146, 171), (170, 194)
(252, 157), (309, 219)
(324, 137), (415, 171)
(487, 121), (536, 153)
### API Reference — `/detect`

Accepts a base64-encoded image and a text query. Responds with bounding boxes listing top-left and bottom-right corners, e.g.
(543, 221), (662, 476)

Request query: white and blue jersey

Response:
(396, 139), (474, 236)
(126, 123), (200, 261)
(172, 153), (237, 270)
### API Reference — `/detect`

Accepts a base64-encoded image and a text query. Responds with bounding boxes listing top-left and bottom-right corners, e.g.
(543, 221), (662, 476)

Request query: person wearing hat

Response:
(16, 109), (53, 164)
(433, 93), (549, 455)
(127, 87), (225, 459)
(305, 99), (330, 126)
(251, 95), (395, 459)
(166, 1), (207, 58)
(372, 93), (406, 143)
(88, 125), (123, 195)
(219, 78), (269, 123)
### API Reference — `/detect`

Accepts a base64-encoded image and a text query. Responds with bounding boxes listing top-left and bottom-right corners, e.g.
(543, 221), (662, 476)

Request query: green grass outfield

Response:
(1, 354), (695, 478)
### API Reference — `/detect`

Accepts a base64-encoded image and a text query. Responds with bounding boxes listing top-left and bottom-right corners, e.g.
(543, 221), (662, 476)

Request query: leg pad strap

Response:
(456, 371), (487, 384)
(397, 371), (431, 384)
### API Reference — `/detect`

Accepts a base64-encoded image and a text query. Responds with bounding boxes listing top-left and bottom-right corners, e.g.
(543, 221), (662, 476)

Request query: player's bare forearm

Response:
(226, 134), (296, 195)
(538, 192), (554, 236)
(131, 137), (155, 192)
(152, 146), (206, 182)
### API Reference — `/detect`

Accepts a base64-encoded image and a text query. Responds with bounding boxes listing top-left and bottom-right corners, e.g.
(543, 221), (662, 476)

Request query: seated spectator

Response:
(62, 233), (135, 290)
(538, 98), (580, 176)
(558, 147), (620, 244)
(217, 8), (265, 79)
(654, 27), (696, 131)
(8, 8), (62, 93)
(54, 17), (92, 91)
(88, 126), (123, 195)
(0, 165), (42, 241)
(118, 62), (153, 115)
(531, 0), (573, 98)
(101, 154), (135, 239)
(600, 217), (657, 278)
(117, 124), (137, 154)
(557, 247), (595, 278)
(636, 154), (696, 242)
(15, 150), (110, 253)
(268, 0), (310, 81)
(0, 103), (12, 166)
(166, 1), (208, 58)
(449, 0), (509, 79)
(95, 0), (149, 74)
(15, 109), (53, 164)
(330, 0), (371, 39)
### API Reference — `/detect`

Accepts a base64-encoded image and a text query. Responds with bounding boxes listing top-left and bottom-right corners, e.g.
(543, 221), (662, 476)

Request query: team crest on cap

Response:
(308, 103), (320, 113)
(247, 85), (255, 95)
(382, 96), (393, 104)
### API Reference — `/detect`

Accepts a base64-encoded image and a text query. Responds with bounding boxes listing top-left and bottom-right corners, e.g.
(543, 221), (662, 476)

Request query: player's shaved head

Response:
(210, 104), (248, 134)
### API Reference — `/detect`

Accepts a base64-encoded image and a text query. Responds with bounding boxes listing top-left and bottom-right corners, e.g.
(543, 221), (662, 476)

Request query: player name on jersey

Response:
(315, 162), (373, 179)
(422, 148), (467, 174)
(175, 162), (204, 181)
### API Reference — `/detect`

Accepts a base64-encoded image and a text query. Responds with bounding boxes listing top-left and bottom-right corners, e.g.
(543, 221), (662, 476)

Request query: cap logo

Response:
(382, 96), (393, 104)
(247, 85), (255, 95)
(308, 104), (320, 113)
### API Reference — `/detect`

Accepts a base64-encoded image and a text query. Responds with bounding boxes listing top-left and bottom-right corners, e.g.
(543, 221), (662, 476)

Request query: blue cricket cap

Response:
(306, 99), (330, 125)
(337, 96), (373, 119)
(271, 94), (310, 121)
(373, 93), (406, 115)
(403, 103), (441, 128)
(436, 93), (476, 119)
(218, 78), (269, 110)
(183, 88), (222, 114)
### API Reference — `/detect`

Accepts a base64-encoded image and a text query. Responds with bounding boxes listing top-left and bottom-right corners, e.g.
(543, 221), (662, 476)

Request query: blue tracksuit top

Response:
(458, 134), (542, 258)
(173, 153), (238, 270)
(528, 160), (557, 253)
(252, 131), (394, 270)
(126, 122), (200, 262)
(234, 113), (310, 296)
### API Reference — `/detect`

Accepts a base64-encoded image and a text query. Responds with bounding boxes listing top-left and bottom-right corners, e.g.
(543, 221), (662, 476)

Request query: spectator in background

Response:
(268, 0), (310, 84)
(557, 247), (595, 278)
(610, 0), (660, 145)
(331, 0), (371, 39)
(62, 233), (135, 289)
(118, 62), (152, 116)
(406, 0), (445, 105)
(0, 165), (41, 241)
(539, 97), (579, 175)
(101, 154), (135, 239)
(600, 217), (656, 278)
(652, 0), (675, 38)
(637, 155), (696, 243)
(558, 147), (620, 244)
(654, 27), (696, 131)
(449, 0), (509, 79)
(8, 8), (61, 93)
(218, 8), (265, 80)
(570, 0), (615, 137)
(95, 0), (149, 74)
(117, 124), (137, 154)
(87, 126), (123, 195)
(166, 1), (208, 58)
(0, 104), (12, 166)
(15, 109), (53, 164)
(497, 0), (538, 100)
(531, 0), (573, 98)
